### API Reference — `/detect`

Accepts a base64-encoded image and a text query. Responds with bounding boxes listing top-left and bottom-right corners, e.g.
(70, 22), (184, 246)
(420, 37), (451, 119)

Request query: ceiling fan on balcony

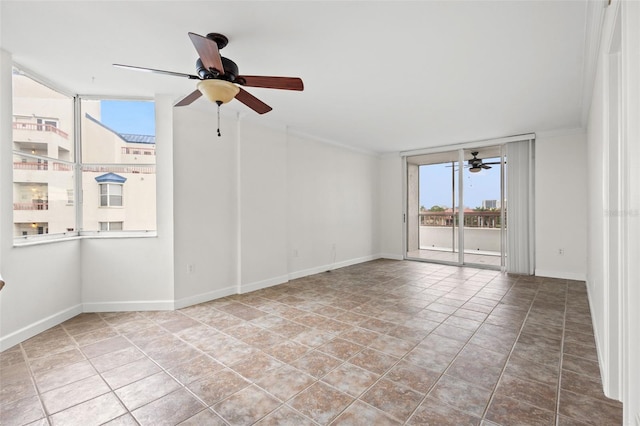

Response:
(467, 151), (501, 173)
(113, 32), (304, 136)
(445, 151), (503, 173)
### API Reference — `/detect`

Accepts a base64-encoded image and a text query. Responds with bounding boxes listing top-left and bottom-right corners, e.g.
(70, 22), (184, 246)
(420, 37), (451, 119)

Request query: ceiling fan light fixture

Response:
(197, 79), (239, 104)
(469, 167), (482, 173)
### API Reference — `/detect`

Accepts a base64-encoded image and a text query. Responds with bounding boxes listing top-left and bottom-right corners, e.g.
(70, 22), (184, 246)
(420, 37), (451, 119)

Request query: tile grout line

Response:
(554, 281), (569, 426)
(401, 268), (511, 424)
(477, 275), (545, 424)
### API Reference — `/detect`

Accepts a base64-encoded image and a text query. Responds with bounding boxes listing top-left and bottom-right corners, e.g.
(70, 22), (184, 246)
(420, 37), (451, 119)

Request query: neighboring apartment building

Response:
(12, 71), (156, 237)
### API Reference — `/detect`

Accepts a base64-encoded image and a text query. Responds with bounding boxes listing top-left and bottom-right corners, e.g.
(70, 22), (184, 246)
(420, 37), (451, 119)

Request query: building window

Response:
(99, 221), (123, 231)
(12, 68), (75, 241)
(99, 183), (123, 207)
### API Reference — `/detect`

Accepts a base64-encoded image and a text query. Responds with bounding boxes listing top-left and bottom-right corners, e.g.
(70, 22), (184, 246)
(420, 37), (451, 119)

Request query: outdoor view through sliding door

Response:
(406, 146), (505, 269)
(461, 148), (503, 267)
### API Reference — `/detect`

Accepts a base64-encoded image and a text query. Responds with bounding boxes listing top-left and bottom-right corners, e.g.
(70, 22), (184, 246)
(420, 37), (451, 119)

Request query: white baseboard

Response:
(83, 300), (175, 313)
(288, 254), (379, 281)
(587, 283), (607, 388)
(173, 286), (237, 310)
(379, 253), (404, 261)
(0, 304), (82, 351)
(240, 274), (289, 295)
(535, 269), (586, 281)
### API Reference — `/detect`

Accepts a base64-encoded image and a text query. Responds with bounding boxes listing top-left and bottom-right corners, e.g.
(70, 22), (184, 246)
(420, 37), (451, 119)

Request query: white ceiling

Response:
(1, 1), (593, 153)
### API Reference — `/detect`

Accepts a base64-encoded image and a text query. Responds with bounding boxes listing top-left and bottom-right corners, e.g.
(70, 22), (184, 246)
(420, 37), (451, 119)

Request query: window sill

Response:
(80, 230), (157, 239)
(13, 230), (157, 247)
(14, 233), (81, 247)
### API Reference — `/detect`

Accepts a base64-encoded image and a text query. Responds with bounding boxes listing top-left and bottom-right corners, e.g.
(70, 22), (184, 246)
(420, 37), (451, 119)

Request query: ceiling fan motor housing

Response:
(196, 57), (239, 81)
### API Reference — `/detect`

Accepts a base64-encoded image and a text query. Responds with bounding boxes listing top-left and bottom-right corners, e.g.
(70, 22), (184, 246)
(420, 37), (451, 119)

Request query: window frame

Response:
(99, 182), (124, 208)
(99, 221), (124, 231)
(11, 65), (158, 246)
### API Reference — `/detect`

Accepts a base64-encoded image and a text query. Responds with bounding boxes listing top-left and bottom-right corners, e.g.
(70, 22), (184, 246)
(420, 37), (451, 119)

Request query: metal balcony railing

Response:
(419, 210), (506, 228)
(13, 161), (74, 171)
(121, 147), (155, 156)
(14, 201), (49, 210)
(13, 122), (69, 139)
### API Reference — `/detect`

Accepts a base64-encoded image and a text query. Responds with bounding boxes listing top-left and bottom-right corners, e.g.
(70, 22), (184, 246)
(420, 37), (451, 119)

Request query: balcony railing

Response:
(82, 165), (155, 174)
(420, 210), (505, 228)
(121, 147), (155, 156)
(14, 201), (49, 210)
(13, 161), (74, 171)
(13, 122), (69, 139)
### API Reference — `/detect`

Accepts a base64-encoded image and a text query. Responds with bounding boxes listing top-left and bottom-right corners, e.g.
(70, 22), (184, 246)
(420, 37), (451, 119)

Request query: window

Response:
(99, 183), (123, 207)
(81, 99), (156, 233)
(99, 221), (123, 231)
(11, 67), (156, 242)
(12, 68), (75, 241)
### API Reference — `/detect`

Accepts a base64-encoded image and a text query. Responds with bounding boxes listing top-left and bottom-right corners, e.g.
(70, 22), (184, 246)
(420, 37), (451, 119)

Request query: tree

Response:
(429, 205), (445, 212)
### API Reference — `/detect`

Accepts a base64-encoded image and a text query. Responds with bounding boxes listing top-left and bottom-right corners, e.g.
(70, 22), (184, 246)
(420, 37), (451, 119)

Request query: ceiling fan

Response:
(468, 152), (502, 173)
(113, 32), (304, 135)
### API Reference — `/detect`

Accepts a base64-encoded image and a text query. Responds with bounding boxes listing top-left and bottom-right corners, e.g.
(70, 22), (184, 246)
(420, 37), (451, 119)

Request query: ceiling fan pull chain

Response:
(216, 100), (222, 137)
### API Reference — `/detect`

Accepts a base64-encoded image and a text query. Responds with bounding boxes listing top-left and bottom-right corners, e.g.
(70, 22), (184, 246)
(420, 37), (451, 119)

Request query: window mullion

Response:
(74, 95), (83, 232)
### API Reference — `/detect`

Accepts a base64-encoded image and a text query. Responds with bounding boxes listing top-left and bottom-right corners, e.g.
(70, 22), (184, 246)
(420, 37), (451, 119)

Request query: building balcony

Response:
(419, 210), (505, 228)
(411, 211), (505, 266)
(13, 161), (73, 171)
(13, 122), (72, 154)
(13, 122), (69, 139)
(14, 201), (49, 210)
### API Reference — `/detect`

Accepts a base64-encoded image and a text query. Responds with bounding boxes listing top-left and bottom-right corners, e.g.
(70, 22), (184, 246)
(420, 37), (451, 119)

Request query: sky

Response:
(419, 161), (501, 210)
(99, 100), (155, 135)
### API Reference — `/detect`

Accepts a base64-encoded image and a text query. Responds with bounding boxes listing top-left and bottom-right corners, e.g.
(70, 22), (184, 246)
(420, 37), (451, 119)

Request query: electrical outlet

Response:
(558, 248), (564, 255)
(292, 249), (299, 258)
(187, 264), (195, 274)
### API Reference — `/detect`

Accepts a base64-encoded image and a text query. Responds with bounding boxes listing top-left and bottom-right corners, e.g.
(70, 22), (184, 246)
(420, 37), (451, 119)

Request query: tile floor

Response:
(0, 259), (623, 425)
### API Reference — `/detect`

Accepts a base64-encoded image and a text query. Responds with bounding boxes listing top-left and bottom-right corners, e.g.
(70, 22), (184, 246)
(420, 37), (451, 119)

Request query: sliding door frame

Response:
(402, 133), (534, 269)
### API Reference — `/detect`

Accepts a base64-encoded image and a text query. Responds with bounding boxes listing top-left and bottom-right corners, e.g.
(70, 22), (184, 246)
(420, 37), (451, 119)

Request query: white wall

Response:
(81, 95), (175, 312)
(586, 24), (609, 399)
(586, 1), (640, 423)
(0, 50), (82, 351)
(172, 108), (238, 307)
(287, 133), (380, 278)
(534, 132), (588, 280)
(379, 154), (404, 259)
(239, 120), (288, 292)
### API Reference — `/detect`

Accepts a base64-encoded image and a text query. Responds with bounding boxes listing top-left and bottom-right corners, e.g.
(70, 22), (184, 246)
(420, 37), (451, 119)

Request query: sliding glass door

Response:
(407, 152), (460, 263)
(405, 147), (505, 269)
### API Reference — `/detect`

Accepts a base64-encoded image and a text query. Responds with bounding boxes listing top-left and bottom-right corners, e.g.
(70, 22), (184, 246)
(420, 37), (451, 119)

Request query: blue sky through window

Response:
(100, 100), (155, 136)
(419, 161), (501, 210)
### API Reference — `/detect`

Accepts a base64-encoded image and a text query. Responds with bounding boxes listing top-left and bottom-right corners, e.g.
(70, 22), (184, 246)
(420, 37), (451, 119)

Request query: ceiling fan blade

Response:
(235, 88), (273, 114)
(483, 161), (502, 165)
(174, 90), (203, 107)
(188, 32), (225, 75)
(237, 75), (304, 91)
(113, 64), (200, 79)
(481, 164), (492, 169)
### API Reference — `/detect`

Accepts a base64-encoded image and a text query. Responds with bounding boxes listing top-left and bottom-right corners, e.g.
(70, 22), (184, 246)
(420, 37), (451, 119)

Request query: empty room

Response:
(0, 1), (638, 425)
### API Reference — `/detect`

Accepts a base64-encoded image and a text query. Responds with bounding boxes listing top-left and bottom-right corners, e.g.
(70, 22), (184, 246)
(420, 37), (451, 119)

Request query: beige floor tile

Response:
(0, 260), (621, 425)
(213, 385), (280, 424)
